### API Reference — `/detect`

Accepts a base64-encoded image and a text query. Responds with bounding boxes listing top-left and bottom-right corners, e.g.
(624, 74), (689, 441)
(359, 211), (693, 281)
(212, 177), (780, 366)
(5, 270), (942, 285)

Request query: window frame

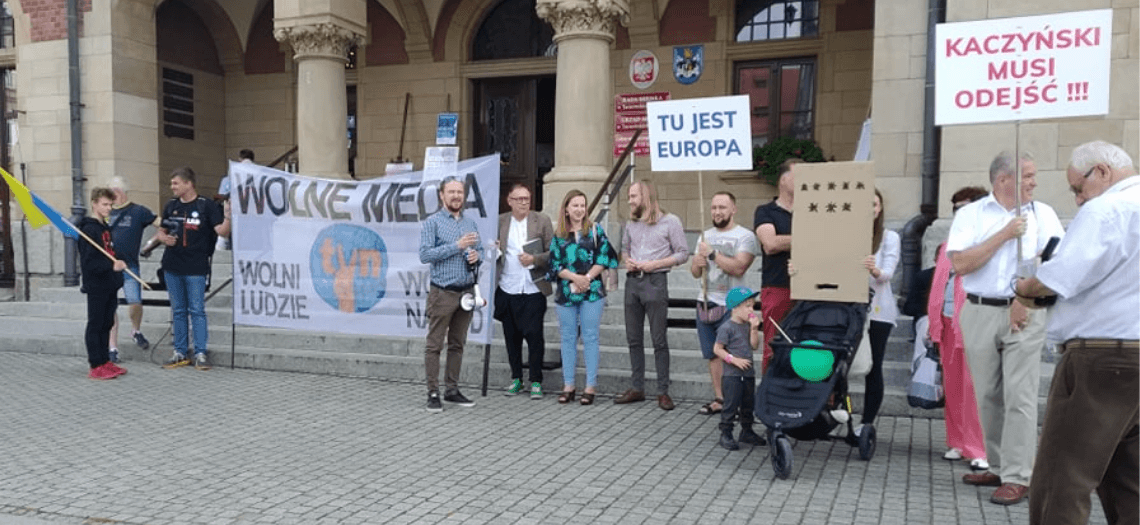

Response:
(733, 56), (819, 148)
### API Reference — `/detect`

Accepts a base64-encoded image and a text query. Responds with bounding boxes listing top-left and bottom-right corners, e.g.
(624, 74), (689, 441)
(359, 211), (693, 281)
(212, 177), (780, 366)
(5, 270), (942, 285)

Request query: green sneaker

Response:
(504, 378), (523, 396)
(529, 382), (543, 400)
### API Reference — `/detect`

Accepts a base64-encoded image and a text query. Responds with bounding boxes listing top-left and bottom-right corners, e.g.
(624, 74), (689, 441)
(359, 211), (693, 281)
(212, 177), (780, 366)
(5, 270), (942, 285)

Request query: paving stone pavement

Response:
(0, 351), (1107, 525)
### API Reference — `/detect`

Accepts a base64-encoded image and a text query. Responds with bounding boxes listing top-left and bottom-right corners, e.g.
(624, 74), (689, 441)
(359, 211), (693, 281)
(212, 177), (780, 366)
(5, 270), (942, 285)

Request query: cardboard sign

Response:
(646, 95), (752, 171)
(934, 9), (1112, 125)
(790, 161), (875, 303)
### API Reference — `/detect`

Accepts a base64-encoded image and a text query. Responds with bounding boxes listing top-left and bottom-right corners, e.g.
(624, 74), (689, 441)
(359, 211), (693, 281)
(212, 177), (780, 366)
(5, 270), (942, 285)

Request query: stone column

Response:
(274, 20), (364, 179)
(537, 0), (630, 212)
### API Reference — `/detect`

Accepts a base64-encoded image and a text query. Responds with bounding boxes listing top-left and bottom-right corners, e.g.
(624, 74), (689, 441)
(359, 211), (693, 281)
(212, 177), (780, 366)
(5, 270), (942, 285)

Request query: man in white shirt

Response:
(690, 192), (758, 418)
(1015, 140), (1139, 525)
(494, 184), (555, 399)
(946, 151), (1065, 505)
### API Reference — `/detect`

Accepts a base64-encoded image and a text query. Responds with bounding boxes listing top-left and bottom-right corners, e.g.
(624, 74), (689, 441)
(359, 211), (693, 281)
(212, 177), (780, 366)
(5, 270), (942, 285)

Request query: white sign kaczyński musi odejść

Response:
(934, 9), (1112, 126)
(646, 95), (752, 171)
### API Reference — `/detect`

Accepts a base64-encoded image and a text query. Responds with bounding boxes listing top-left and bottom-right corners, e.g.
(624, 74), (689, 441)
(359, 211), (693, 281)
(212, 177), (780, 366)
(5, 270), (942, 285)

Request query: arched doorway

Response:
(470, 0), (556, 212)
(154, 0), (233, 201)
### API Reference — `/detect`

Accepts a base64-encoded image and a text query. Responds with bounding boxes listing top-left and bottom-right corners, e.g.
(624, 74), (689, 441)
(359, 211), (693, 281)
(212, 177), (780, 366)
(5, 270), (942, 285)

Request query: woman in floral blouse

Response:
(548, 190), (619, 405)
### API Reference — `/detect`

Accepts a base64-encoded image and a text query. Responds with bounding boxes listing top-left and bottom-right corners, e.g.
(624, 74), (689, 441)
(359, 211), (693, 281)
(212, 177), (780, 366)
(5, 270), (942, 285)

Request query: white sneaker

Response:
(969, 458), (990, 471)
(943, 448), (963, 460)
(829, 409), (850, 424)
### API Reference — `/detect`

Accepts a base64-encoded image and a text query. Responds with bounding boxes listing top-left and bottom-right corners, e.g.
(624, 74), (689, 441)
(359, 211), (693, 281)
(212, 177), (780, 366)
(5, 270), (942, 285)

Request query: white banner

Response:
(229, 155), (501, 344)
(646, 95), (753, 171)
(934, 9), (1112, 126)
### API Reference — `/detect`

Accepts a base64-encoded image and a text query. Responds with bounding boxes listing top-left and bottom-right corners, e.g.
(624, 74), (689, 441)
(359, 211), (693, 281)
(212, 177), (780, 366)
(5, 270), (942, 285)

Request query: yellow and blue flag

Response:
(0, 167), (80, 239)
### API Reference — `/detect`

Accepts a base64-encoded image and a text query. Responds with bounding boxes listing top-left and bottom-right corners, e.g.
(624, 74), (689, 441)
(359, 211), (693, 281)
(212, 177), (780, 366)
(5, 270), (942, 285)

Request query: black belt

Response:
(627, 271), (659, 278)
(1062, 338), (1140, 352)
(432, 282), (473, 293)
(966, 293), (1014, 307)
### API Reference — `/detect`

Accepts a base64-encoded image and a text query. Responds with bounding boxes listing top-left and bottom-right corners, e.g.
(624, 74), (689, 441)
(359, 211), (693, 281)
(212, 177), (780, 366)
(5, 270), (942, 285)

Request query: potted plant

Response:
(753, 137), (826, 186)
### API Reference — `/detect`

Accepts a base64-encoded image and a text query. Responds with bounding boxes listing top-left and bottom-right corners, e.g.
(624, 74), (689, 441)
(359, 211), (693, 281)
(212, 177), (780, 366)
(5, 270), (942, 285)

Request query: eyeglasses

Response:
(509, 196), (531, 203)
(1071, 165), (1098, 197)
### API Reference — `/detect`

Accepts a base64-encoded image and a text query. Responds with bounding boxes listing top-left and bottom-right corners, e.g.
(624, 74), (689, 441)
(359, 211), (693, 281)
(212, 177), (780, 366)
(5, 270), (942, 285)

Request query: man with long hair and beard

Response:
(615, 180), (690, 410)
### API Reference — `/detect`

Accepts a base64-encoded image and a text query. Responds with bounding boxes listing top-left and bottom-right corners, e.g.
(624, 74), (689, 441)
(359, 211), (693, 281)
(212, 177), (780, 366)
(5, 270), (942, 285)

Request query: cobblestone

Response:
(0, 351), (1108, 524)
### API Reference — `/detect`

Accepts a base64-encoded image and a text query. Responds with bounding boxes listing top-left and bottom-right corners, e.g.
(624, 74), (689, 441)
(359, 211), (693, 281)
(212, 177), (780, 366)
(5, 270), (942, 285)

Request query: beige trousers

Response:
(959, 301), (1047, 487)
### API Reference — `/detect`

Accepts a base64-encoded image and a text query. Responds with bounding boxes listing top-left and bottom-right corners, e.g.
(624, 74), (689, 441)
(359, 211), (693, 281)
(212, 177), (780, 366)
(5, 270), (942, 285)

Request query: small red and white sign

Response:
(614, 92), (670, 157)
(629, 50), (659, 90)
(934, 9), (1112, 126)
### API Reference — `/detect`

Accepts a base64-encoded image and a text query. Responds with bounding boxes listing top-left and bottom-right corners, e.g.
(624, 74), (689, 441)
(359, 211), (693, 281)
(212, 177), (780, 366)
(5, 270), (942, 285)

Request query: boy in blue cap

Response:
(714, 286), (766, 450)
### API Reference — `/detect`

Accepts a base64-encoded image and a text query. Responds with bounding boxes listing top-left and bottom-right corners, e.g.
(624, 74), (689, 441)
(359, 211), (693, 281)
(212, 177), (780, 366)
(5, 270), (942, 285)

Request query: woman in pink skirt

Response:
(928, 188), (989, 471)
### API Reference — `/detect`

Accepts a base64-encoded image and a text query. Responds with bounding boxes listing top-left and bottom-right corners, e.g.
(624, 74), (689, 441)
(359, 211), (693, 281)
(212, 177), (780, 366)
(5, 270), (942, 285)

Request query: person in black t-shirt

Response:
(752, 159), (797, 373)
(156, 167), (231, 371)
(79, 187), (128, 380)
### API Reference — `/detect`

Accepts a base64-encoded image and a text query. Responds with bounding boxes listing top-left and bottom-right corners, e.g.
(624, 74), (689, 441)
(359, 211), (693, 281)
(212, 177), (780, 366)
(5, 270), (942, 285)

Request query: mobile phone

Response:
(1040, 236), (1061, 262)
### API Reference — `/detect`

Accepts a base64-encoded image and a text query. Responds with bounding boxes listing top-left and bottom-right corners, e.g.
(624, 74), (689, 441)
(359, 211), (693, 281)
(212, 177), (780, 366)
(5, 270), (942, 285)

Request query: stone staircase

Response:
(0, 248), (1056, 419)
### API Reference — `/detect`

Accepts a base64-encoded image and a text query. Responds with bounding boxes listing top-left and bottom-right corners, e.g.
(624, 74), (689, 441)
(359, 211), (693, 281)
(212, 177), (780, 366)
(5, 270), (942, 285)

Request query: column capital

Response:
(536, 0), (630, 43)
(274, 23), (365, 62)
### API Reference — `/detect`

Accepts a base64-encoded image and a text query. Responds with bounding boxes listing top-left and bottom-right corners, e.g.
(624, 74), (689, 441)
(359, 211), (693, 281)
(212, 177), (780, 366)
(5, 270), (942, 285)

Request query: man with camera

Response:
(418, 177), (482, 412)
(1015, 141), (1139, 525)
(158, 167), (231, 371)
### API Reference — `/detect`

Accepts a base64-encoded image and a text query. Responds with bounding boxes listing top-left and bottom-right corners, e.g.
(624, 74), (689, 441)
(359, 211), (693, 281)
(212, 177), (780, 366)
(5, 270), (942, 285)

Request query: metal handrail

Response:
(587, 129), (641, 217)
(267, 146), (299, 169)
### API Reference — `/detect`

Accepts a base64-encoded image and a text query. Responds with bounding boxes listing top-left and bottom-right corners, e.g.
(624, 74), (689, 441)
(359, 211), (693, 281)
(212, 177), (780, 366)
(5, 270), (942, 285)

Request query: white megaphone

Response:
(460, 251), (486, 311)
(460, 283), (486, 311)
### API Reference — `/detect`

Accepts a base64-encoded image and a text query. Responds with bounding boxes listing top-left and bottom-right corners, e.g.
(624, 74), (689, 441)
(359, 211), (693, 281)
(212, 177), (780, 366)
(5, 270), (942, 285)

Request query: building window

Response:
(162, 68), (195, 140)
(735, 0), (819, 42)
(472, 0), (554, 61)
(735, 58), (816, 148)
(0, 2), (13, 49)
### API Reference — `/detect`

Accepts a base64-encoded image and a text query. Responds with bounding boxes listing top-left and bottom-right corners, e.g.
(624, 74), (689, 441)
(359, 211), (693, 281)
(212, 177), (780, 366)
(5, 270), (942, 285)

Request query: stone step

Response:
(0, 331), (1049, 422)
(0, 302), (922, 368)
(0, 309), (1058, 403)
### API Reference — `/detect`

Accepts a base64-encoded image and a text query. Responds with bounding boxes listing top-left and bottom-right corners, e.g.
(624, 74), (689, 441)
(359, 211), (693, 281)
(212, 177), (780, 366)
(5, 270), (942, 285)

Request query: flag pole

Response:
(73, 226), (151, 290)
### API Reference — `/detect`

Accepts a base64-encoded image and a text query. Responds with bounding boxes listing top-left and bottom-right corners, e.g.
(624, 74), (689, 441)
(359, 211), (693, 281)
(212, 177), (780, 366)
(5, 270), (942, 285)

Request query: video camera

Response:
(140, 217), (185, 258)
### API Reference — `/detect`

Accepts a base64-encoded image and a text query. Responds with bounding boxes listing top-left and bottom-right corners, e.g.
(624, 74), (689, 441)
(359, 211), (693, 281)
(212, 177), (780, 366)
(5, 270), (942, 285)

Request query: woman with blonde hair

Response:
(548, 190), (619, 405)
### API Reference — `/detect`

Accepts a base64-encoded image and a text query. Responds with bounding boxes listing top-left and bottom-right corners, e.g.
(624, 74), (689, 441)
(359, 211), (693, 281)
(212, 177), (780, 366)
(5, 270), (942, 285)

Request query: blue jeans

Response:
(558, 298), (604, 389)
(166, 271), (208, 357)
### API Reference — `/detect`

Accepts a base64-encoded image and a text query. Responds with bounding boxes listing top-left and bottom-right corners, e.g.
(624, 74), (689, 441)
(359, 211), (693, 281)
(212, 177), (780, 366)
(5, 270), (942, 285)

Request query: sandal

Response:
(580, 392), (596, 405)
(558, 389), (576, 404)
(699, 398), (724, 415)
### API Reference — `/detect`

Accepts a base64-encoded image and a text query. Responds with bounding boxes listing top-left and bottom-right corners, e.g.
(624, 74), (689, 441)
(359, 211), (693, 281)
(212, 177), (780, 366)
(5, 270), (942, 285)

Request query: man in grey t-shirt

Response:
(690, 192), (757, 415)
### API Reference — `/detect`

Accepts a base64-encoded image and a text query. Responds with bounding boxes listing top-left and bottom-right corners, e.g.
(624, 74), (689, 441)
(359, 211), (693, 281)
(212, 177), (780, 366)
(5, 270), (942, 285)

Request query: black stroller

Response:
(754, 301), (874, 479)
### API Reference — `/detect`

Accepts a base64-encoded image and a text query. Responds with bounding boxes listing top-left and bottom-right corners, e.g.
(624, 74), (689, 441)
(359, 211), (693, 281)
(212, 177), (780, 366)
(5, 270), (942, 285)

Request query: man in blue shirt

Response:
(419, 177), (483, 412)
(107, 177), (157, 361)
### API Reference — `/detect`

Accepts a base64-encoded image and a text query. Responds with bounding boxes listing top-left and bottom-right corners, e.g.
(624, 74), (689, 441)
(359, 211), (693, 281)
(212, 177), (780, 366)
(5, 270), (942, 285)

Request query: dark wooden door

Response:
(474, 78), (537, 214)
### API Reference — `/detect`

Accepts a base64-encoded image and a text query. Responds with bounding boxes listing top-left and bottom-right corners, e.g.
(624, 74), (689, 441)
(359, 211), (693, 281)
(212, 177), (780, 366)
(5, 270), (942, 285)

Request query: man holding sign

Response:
(948, 152), (1064, 505)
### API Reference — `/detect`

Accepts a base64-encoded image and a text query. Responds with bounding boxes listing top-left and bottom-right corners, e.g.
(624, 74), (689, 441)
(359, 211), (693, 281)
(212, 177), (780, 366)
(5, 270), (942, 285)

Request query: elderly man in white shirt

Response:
(945, 151), (1065, 506)
(1015, 140), (1139, 525)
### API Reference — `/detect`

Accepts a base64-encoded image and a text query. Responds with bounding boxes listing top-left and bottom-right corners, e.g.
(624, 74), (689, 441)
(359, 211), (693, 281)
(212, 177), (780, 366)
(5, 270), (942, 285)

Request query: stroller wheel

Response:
(858, 424), (876, 461)
(771, 434), (794, 479)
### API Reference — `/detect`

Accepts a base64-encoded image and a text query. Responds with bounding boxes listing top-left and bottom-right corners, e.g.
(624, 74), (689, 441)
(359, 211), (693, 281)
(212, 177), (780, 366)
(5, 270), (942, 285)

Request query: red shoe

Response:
(88, 363), (119, 380)
(106, 362), (128, 377)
